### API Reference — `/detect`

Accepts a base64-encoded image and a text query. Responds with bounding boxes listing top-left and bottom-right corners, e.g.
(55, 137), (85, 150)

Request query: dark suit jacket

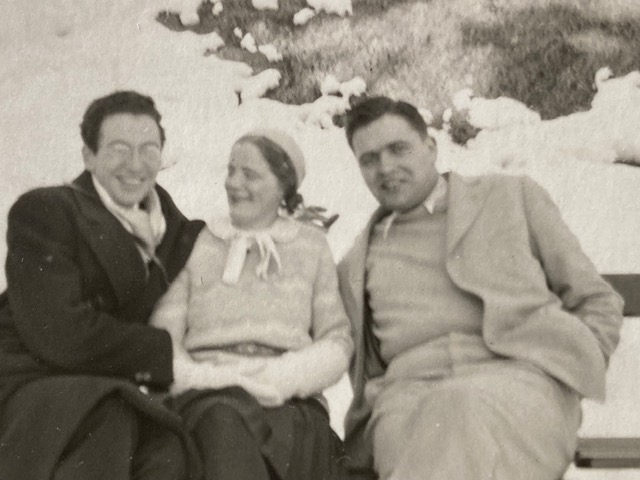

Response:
(0, 171), (205, 479)
(338, 173), (625, 470)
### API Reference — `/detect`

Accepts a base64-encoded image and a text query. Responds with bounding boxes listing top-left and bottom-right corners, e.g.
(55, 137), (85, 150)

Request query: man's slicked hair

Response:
(345, 96), (428, 148)
(80, 90), (166, 153)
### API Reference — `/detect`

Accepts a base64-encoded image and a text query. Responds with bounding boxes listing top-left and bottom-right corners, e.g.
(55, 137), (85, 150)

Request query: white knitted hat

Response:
(243, 129), (306, 186)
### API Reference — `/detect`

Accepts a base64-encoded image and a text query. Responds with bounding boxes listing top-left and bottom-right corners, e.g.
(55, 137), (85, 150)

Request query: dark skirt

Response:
(171, 387), (348, 480)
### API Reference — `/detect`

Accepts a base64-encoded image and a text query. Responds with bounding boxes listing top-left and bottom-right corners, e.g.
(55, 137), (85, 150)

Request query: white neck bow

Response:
(210, 216), (300, 285)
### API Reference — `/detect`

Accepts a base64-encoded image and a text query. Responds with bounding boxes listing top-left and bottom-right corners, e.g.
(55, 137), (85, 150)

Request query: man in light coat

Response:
(338, 96), (624, 480)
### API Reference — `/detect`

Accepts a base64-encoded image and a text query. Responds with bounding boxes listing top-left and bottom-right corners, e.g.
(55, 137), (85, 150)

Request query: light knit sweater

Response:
(366, 206), (484, 363)
(151, 217), (353, 406)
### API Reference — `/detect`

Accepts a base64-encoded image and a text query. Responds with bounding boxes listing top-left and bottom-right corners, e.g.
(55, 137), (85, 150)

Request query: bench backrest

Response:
(602, 274), (640, 316)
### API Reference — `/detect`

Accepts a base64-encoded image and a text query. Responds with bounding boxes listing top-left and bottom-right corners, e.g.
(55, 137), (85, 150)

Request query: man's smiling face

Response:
(351, 113), (439, 213)
(83, 113), (163, 208)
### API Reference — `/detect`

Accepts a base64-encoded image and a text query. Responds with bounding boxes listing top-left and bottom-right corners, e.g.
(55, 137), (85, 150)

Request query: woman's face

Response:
(225, 141), (284, 230)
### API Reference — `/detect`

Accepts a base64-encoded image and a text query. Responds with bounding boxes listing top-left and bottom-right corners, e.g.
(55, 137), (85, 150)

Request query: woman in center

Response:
(151, 129), (353, 479)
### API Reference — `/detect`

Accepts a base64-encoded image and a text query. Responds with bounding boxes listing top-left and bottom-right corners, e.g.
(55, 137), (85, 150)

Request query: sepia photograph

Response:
(0, 0), (639, 479)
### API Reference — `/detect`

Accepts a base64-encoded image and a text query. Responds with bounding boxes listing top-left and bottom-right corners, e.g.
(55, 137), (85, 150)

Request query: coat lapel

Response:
(345, 233), (368, 332)
(446, 173), (492, 255)
(345, 209), (388, 340)
(119, 186), (204, 322)
(344, 208), (390, 378)
(67, 172), (149, 307)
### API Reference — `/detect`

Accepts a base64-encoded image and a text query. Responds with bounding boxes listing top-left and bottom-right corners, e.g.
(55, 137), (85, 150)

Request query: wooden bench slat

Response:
(575, 438), (640, 468)
(602, 274), (640, 316)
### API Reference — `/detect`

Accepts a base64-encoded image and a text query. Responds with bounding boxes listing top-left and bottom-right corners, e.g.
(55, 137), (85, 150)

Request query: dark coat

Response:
(0, 171), (205, 479)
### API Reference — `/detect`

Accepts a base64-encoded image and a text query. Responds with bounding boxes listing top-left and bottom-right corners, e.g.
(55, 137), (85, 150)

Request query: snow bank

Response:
(435, 72), (640, 272)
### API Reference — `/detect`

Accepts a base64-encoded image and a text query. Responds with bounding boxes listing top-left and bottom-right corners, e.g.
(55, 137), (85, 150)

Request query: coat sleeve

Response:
(5, 190), (174, 387)
(521, 176), (624, 364)
(149, 265), (194, 391)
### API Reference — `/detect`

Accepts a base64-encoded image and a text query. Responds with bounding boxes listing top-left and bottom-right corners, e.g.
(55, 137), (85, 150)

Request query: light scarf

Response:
(210, 216), (300, 285)
(92, 176), (166, 262)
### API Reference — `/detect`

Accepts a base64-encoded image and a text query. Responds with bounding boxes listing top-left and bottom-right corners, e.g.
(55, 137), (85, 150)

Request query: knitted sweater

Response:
(151, 217), (353, 406)
(366, 206), (484, 363)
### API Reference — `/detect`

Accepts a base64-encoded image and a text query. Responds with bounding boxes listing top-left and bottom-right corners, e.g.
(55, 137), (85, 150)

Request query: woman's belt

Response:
(190, 342), (287, 357)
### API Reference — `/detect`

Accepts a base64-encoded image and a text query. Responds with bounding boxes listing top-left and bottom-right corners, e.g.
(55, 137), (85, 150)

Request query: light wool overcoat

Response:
(337, 173), (624, 469)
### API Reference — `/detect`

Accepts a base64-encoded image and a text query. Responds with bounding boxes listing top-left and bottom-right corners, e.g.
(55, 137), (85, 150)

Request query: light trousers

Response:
(368, 361), (581, 480)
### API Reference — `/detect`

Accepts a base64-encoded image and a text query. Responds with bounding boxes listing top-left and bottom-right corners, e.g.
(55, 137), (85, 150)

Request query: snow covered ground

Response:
(1, 2), (639, 477)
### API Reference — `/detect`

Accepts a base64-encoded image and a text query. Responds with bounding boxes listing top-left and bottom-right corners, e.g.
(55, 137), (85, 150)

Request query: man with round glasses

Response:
(0, 91), (204, 480)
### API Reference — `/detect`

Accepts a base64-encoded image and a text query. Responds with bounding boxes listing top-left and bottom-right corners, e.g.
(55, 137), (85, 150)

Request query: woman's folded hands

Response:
(169, 353), (274, 398)
(246, 340), (350, 407)
(170, 340), (349, 408)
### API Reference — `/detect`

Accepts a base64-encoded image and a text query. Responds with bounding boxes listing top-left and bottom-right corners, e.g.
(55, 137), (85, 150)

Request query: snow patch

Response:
(293, 7), (317, 25)
(240, 33), (258, 53)
(307, 0), (352, 16)
(238, 69), (282, 102)
(185, 30), (224, 54)
(258, 44), (283, 62)
(300, 95), (350, 129)
(451, 88), (541, 131)
(252, 0), (278, 10)
(591, 66), (640, 111)
(159, 0), (201, 26)
(320, 74), (341, 96)
(320, 75), (366, 99)
(212, 1), (224, 16)
(339, 76), (366, 99)
(418, 107), (434, 125)
(307, 76), (366, 129)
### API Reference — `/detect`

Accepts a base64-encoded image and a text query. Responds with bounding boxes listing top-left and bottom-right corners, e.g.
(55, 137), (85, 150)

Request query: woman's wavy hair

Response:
(235, 135), (303, 215)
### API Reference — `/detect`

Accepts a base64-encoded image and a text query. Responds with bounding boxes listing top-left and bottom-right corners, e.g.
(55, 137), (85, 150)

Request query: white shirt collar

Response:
(381, 175), (448, 239)
(92, 175), (139, 217)
(423, 174), (449, 215)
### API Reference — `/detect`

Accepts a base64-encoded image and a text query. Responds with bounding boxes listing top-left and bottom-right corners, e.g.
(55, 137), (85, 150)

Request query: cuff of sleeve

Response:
(133, 329), (174, 388)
